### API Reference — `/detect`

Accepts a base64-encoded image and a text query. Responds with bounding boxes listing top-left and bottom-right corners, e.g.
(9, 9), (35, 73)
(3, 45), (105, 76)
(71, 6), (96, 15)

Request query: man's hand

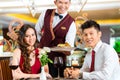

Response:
(64, 68), (72, 78)
(70, 68), (80, 79)
(64, 67), (80, 79)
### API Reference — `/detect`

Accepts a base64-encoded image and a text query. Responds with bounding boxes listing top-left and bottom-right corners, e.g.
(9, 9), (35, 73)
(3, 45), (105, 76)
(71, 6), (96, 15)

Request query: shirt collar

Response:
(93, 40), (102, 53)
(55, 9), (67, 18)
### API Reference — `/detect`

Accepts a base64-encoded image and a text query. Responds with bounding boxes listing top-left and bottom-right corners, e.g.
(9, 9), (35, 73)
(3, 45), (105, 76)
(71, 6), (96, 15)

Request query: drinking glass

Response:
(54, 57), (63, 79)
(9, 57), (18, 70)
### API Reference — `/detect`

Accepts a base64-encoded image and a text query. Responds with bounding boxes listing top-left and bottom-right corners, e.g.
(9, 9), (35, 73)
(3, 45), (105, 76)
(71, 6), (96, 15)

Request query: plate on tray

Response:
(50, 47), (76, 52)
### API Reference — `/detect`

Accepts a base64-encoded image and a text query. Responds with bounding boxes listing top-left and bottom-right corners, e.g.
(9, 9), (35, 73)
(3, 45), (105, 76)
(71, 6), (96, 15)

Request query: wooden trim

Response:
(0, 58), (13, 80)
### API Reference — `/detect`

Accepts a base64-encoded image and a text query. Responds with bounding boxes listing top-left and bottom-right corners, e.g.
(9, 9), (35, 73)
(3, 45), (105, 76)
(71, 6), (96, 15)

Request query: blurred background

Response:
(0, 0), (120, 53)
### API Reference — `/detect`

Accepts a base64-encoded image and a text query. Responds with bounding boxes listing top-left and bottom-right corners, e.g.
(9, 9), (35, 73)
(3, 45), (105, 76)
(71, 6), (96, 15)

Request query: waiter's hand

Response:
(62, 51), (71, 55)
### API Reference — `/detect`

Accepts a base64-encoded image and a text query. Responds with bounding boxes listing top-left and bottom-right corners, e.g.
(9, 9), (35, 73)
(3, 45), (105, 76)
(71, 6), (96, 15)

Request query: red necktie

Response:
(90, 50), (95, 72)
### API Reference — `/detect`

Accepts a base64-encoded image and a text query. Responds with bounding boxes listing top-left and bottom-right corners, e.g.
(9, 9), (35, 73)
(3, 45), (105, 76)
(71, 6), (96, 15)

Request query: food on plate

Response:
(57, 42), (71, 47)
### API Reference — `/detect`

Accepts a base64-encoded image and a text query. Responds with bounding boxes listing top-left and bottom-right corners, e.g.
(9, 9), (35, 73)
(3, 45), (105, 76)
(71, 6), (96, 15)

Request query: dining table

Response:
(0, 48), (85, 80)
(0, 52), (13, 80)
(24, 77), (83, 80)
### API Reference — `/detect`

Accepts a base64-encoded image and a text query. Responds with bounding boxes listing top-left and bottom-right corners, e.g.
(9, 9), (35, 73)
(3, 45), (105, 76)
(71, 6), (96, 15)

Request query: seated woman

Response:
(9, 24), (52, 79)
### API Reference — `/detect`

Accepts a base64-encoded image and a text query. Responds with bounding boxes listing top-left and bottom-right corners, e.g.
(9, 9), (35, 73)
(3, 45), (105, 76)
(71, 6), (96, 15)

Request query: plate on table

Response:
(0, 52), (13, 57)
(63, 78), (83, 80)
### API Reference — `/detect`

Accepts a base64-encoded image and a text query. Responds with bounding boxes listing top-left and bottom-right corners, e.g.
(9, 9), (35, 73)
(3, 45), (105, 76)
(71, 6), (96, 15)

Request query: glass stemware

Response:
(9, 57), (18, 70)
(54, 56), (63, 80)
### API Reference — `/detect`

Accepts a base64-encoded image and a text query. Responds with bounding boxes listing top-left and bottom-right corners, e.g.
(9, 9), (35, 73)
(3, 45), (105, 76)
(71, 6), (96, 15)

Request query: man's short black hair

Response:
(81, 20), (101, 32)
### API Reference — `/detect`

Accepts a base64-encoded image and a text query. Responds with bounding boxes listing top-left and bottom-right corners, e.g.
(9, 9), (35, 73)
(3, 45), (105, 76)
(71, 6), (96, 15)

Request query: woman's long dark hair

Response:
(18, 24), (39, 73)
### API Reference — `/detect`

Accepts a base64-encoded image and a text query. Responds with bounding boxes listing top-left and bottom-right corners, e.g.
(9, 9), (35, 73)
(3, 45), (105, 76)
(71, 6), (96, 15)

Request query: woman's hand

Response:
(12, 68), (40, 79)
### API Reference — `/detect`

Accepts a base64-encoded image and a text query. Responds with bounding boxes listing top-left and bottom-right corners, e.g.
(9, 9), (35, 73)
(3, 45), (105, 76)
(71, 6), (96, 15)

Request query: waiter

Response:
(35, 0), (76, 77)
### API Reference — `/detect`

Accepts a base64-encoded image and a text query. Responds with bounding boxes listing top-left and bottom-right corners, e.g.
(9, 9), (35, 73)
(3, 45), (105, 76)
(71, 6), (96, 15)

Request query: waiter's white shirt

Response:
(80, 40), (120, 80)
(35, 9), (76, 47)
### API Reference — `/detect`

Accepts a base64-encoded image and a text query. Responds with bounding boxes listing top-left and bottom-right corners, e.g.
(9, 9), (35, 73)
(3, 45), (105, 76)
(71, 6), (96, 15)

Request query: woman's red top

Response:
(19, 48), (41, 74)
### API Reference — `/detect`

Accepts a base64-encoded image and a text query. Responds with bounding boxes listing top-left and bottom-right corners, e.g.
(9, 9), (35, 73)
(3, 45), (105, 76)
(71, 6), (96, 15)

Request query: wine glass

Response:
(54, 56), (63, 79)
(9, 57), (19, 70)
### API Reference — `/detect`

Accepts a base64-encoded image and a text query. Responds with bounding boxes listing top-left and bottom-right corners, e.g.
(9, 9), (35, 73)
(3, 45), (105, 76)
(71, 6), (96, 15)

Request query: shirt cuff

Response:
(82, 72), (90, 79)
(70, 50), (74, 54)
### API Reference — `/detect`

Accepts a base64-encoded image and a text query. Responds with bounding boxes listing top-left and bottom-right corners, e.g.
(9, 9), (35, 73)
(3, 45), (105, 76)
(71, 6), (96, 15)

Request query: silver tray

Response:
(50, 47), (76, 52)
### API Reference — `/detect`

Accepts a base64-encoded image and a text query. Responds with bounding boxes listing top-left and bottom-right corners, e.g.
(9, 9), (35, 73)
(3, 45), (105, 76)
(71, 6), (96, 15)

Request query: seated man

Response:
(64, 20), (120, 80)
